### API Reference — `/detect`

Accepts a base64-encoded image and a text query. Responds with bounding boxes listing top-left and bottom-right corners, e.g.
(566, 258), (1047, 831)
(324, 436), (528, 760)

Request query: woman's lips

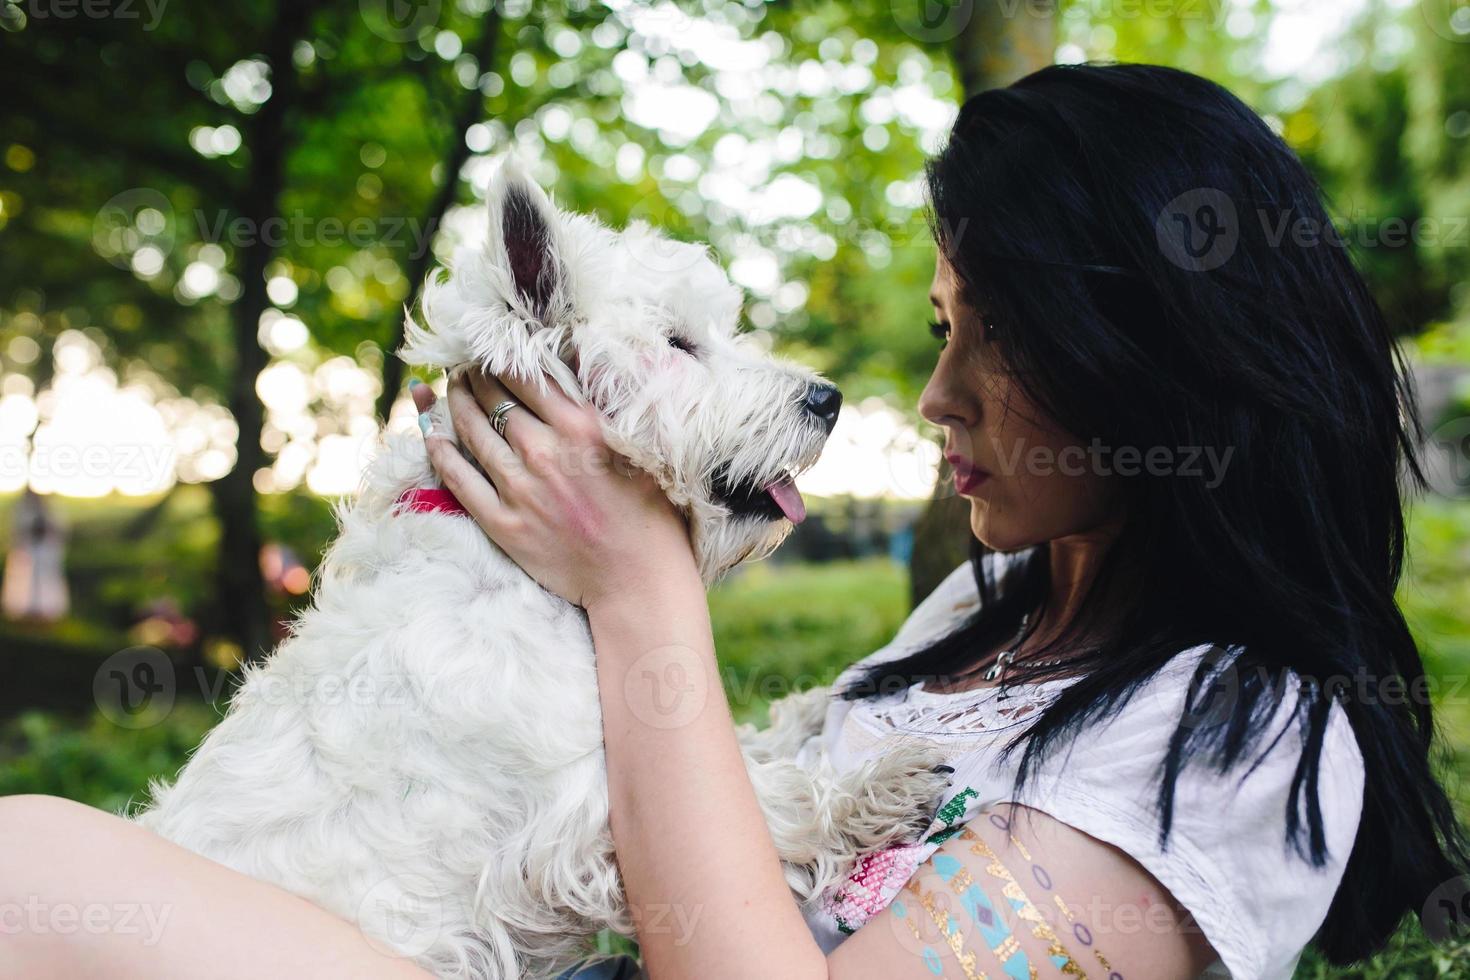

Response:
(946, 454), (991, 494)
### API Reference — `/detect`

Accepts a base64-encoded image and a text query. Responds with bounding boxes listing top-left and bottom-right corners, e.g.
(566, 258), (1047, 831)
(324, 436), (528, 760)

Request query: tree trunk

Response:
(907, 1), (1055, 608)
(376, 7), (503, 422)
(210, 0), (317, 663)
(950, 0), (1057, 100)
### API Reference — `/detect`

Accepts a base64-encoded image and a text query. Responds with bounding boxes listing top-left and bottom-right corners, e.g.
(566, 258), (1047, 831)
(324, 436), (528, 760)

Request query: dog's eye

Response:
(667, 334), (697, 356)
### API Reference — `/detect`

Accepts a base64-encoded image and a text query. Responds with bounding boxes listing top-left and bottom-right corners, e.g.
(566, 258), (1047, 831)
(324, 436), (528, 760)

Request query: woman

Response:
(2, 63), (1463, 979)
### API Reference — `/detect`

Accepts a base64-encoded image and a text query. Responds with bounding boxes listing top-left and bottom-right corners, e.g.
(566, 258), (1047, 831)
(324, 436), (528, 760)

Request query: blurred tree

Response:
(0, 1), (615, 658)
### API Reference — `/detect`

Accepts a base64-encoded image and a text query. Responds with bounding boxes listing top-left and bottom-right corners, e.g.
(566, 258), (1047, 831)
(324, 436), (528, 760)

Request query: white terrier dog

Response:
(129, 158), (948, 979)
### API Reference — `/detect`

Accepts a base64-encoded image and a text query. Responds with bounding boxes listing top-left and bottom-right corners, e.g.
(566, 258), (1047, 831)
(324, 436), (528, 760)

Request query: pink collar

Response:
(394, 487), (470, 517)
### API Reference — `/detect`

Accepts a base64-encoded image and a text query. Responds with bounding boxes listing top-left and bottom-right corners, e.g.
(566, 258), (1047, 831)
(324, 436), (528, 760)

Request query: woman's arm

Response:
(418, 370), (1217, 980)
(585, 577), (829, 979)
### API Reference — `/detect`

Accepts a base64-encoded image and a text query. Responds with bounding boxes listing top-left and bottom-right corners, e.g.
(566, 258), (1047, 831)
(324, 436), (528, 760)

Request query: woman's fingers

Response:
(464, 368), (553, 462)
(488, 361), (587, 432)
(423, 425), (511, 533)
(414, 376), (519, 537)
(446, 379), (529, 496)
(409, 377), (435, 414)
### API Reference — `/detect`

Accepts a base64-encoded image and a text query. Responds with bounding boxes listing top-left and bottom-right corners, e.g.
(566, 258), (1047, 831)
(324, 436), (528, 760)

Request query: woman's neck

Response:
(1027, 517), (1127, 653)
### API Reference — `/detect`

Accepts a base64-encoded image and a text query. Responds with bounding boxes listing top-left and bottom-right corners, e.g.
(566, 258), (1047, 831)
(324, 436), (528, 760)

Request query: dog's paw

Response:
(838, 738), (954, 850)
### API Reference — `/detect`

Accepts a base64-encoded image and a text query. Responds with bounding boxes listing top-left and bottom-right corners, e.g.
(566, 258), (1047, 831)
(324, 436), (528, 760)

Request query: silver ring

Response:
(488, 399), (519, 439)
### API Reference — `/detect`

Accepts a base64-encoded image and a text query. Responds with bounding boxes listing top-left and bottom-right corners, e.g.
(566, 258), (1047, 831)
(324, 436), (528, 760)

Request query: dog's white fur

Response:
(129, 157), (948, 978)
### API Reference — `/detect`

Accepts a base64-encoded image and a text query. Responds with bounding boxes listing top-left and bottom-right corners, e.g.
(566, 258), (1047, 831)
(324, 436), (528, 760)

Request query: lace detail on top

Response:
(852, 676), (1075, 740)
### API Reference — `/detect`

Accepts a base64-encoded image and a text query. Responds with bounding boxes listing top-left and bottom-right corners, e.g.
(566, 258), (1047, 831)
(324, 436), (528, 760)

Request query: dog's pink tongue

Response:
(764, 477), (806, 524)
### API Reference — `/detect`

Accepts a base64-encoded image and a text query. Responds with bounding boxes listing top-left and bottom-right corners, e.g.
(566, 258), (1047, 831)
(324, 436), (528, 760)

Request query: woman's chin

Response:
(968, 501), (1031, 554)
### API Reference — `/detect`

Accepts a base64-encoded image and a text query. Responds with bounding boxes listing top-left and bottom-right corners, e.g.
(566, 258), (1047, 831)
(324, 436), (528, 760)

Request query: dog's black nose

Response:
(804, 382), (842, 431)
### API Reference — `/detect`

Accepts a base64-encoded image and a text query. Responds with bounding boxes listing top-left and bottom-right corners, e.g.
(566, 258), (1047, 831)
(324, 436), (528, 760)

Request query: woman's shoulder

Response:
(985, 643), (1364, 979)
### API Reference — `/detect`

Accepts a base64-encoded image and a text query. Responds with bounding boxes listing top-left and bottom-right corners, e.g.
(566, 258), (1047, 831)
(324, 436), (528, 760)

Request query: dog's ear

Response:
(484, 154), (571, 329)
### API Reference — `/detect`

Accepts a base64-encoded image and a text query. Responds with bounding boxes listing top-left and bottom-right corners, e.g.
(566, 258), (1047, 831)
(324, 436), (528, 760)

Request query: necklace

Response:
(981, 612), (1077, 689)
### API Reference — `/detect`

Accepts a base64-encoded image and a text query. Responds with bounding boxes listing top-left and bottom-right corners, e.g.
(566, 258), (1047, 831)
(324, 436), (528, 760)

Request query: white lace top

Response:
(795, 551), (1366, 980)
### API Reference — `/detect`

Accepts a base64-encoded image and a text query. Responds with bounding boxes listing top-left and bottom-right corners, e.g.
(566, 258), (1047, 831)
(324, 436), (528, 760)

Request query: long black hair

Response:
(840, 63), (1468, 963)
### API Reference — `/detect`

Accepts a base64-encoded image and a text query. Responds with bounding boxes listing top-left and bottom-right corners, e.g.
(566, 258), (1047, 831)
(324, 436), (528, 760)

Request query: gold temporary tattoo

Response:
(959, 825), (1088, 978)
(892, 895), (950, 977)
(906, 877), (989, 980)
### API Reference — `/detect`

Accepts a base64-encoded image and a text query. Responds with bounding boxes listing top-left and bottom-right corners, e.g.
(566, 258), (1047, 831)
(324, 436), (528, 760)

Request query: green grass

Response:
(711, 557), (909, 725)
(3, 501), (1469, 975)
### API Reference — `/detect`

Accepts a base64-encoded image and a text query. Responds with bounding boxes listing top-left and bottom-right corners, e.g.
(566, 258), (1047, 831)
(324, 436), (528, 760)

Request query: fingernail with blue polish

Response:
(409, 378), (424, 391)
(418, 412), (433, 436)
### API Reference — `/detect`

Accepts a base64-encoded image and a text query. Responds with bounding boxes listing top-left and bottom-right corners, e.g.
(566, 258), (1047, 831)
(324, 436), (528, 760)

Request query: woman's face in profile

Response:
(918, 253), (1122, 552)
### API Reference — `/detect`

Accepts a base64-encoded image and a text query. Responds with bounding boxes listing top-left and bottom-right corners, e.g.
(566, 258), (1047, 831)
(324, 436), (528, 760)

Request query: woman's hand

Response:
(410, 368), (697, 612)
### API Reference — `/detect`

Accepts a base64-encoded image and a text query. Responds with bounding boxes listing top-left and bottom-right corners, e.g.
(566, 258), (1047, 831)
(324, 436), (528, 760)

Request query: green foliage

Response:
(0, 701), (219, 814)
(1418, 321), (1470, 366)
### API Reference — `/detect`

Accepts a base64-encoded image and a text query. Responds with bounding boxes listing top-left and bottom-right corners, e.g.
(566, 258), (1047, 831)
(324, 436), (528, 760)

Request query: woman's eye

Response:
(928, 319), (950, 347)
(667, 335), (697, 355)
